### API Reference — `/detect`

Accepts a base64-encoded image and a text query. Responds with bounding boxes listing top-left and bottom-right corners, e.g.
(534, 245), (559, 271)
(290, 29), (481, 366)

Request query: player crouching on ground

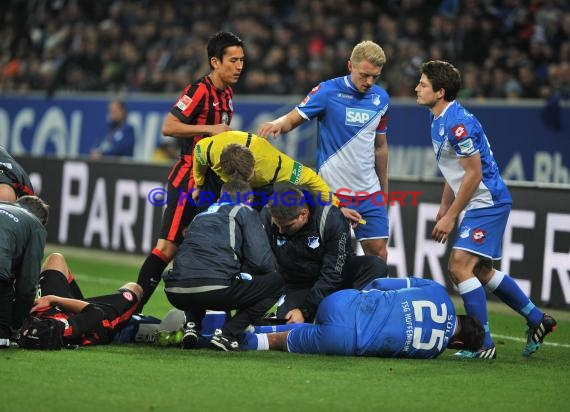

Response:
(242, 277), (485, 359)
(18, 253), (142, 349)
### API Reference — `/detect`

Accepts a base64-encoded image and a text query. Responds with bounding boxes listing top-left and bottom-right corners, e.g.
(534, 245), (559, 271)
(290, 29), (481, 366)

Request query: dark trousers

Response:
(166, 271), (283, 337)
(0, 281), (13, 338)
(277, 255), (388, 320)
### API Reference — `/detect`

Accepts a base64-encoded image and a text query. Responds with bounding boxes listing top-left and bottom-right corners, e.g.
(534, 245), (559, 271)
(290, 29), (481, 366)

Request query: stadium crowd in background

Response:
(1, 0), (569, 100)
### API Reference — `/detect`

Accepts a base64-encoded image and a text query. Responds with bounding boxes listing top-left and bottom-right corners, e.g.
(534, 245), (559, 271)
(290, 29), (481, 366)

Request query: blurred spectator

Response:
(89, 100), (135, 159)
(1, 0), (570, 100)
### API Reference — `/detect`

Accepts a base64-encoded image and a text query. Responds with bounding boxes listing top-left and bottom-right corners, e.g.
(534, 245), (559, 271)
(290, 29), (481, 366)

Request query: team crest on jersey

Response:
(371, 94), (381, 106)
(176, 95), (192, 111)
(459, 225), (470, 239)
(228, 98), (233, 112)
(123, 291), (134, 302)
(472, 228), (486, 244)
(307, 236), (320, 249)
(439, 124), (445, 136)
(345, 108), (375, 126)
(452, 124), (468, 140)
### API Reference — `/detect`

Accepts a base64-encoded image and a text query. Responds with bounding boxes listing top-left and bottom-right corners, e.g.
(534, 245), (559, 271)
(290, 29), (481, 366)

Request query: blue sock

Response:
(458, 277), (493, 348)
(240, 333), (259, 350)
(240, 333), (269, 350)
(486, 270), (544, 327)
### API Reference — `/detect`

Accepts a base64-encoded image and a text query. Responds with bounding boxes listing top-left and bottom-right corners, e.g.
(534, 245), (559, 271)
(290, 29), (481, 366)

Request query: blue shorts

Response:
(287, 290), (358, 355)
(343, 193), (389, 240)
(453, 203), (512, 260)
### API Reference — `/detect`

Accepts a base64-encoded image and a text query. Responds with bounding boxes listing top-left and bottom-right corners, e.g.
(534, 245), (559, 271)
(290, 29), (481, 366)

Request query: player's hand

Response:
(257, 122), (282, 139)
(432, 214), (455, 244)
(285, 308), (305, 324)
(31, 295), (54, 313)
(191, 187), (201, 203)
(208, 123), (232, 136)
(435, 204), (449, 222)
(339, 207), (361, 229)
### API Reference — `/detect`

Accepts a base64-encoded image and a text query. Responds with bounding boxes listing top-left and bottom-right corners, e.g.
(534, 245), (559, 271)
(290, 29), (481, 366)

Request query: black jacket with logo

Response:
(164, 202), (276, 288)
(0, 202), (46, 328)
(260, 199), (351, 319)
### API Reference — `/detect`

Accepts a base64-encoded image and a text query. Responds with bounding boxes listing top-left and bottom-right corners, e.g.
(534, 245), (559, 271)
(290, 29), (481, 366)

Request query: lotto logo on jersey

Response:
(472, 228), (486, 244)
(345, 108), (375, 126)
(310, 84), (321, 95)
(451, 124), (468, 140)
(176, 95), (192, 111)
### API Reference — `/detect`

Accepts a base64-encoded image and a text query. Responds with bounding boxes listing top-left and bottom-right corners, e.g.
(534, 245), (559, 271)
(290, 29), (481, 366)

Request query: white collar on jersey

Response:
(434, 100), (456, 120)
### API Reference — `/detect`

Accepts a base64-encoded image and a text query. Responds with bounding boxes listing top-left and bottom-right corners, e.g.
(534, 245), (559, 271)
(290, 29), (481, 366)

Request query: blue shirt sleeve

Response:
(101, 123), (135, 156)
(296, 82), (328, 121)
(447, 116), (479, 158)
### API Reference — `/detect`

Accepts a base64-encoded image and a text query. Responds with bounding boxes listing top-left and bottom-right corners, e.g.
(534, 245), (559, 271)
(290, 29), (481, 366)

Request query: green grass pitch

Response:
(3, 245), (570, 412)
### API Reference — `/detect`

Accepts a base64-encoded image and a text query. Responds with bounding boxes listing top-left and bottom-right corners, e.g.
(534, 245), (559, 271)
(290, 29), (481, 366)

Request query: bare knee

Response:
(41, 253), (69, 274)
(0, 184), (16, 202)
(448, 256), (472, 285)
(122, 282), (143, 302)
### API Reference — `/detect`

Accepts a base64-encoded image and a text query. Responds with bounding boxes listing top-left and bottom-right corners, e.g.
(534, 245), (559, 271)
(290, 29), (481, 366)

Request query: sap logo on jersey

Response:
(345, 108), (375, 126)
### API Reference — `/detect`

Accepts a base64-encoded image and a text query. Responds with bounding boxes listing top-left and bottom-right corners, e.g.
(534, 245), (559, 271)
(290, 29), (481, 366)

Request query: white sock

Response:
(256, 333), (269, 350)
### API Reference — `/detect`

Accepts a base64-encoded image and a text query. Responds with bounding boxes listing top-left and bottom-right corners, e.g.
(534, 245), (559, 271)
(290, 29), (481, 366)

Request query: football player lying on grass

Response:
(242, 277), (486, 359)
(18, 253), (142, 350)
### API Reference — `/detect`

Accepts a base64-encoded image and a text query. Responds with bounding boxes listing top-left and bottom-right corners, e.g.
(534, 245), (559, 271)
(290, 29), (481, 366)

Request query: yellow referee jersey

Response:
(193, 131), (337, 204)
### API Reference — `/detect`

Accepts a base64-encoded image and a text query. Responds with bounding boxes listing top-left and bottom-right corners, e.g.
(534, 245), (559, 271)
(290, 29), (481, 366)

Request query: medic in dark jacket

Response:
(260, 185), (387, 323)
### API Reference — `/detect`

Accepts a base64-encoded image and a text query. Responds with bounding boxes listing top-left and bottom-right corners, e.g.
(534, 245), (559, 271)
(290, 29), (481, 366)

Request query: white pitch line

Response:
(492, 334), (570, 348)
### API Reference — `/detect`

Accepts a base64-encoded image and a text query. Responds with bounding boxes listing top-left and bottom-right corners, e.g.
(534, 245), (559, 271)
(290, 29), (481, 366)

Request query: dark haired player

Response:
(137, 32), (245, 309)
(415, 60), (556, 359)
(20, 253), (141, 348)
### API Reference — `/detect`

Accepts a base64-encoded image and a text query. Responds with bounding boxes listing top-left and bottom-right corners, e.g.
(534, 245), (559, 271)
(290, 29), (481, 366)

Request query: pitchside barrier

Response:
(2, 94), (569, 184)
(16, 157), (570, 310)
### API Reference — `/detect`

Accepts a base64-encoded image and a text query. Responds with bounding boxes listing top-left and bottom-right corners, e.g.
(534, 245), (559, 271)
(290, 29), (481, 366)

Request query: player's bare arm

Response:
(31, 295), (89, 314)
(257, 109), (306, 139)
(436, 182), (455, 221)
(432, 153), (482, 243)
(162, 113), (231, 138)
(339, 207), (362, 228)
(374, 133), (388, 195)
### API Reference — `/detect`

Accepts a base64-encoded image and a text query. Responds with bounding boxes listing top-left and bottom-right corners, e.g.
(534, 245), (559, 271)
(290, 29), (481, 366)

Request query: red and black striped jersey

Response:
(170, 75), (234, 156)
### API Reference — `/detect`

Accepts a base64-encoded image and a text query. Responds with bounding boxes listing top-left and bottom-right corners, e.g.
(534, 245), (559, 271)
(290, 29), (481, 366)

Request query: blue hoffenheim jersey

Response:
(296, 77), (390, 193)
(430, 101), (512, 210)
(355, 281), (456, 359)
